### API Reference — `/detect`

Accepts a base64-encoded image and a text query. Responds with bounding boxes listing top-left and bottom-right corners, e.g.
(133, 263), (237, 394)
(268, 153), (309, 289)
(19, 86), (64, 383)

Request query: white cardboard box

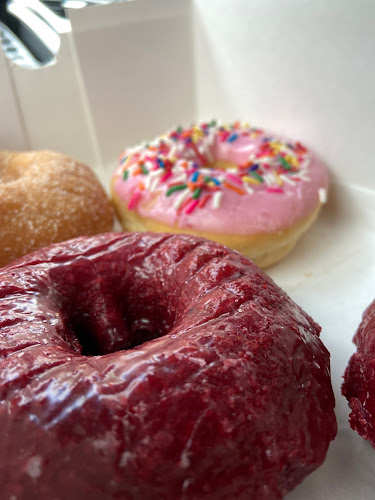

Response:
(1, 1), (375, 498)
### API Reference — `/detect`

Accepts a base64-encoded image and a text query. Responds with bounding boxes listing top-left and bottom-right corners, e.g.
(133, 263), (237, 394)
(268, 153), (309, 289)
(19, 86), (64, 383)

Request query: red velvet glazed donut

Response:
(342, 300), (375, 445)
(0, 233), (336, 499)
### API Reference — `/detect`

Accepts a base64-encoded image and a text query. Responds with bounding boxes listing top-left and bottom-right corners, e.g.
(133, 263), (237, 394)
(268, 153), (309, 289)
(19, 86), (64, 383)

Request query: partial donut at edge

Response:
(342, 299), (375, 445)
(0, 150), (114, 267)
(0, 232), (336, 499)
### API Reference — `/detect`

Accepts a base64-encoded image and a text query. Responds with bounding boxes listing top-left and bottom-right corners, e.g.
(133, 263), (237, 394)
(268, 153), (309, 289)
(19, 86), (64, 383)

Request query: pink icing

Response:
(112, 124), (329, 235)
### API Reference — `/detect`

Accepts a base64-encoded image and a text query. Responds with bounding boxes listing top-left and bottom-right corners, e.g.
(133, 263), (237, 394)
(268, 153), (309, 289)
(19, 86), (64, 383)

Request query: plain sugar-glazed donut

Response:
(111, 121), (329, 267)
(0, 232), (336, 499)
(0, 150), (113, 267)
(342, 299), (375, 445)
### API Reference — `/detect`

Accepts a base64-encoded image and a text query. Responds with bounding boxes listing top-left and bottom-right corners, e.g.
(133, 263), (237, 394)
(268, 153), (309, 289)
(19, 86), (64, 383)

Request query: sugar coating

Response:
(0, 150), (113, 267)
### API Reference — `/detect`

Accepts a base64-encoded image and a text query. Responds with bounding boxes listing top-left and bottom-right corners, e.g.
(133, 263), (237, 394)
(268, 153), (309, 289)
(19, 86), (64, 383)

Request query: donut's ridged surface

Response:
(0, 150), (113, 267)
(0, 233), (336, 499)
(342, 300), (375, 445)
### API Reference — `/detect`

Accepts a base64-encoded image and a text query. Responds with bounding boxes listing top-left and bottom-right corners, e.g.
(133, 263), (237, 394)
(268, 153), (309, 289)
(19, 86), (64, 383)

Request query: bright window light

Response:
(63, 1), (88, 8)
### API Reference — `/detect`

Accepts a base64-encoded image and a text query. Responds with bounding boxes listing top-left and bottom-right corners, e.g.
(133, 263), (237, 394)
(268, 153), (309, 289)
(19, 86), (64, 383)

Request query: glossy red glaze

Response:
(0, 232), (336, 499)
(343, 299), (375, 445)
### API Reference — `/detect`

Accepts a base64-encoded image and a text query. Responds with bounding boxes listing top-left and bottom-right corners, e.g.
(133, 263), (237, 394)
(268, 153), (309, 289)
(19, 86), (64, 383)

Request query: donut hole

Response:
(50, 261), (177, 357)
(63, 297), (174, 356)
(65, 294), (175, 356)
(129, 318), (162, 347)
(67, 314), (107, 357)
(121, 288), (177, 350)
(209, 160), (237, 171)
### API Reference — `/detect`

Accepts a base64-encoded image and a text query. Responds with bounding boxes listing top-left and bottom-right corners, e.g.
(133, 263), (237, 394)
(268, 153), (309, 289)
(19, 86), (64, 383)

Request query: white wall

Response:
(193, 0), (375, 190)
(69, 0), (196, 170)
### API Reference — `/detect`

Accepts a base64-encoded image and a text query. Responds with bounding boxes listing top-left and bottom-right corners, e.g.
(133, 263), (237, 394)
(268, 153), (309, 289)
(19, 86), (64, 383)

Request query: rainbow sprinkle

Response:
(117, 121), (311, 215)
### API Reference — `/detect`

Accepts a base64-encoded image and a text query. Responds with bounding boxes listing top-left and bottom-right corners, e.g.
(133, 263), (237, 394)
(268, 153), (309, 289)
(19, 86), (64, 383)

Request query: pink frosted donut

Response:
(111, 121), (329, 267)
